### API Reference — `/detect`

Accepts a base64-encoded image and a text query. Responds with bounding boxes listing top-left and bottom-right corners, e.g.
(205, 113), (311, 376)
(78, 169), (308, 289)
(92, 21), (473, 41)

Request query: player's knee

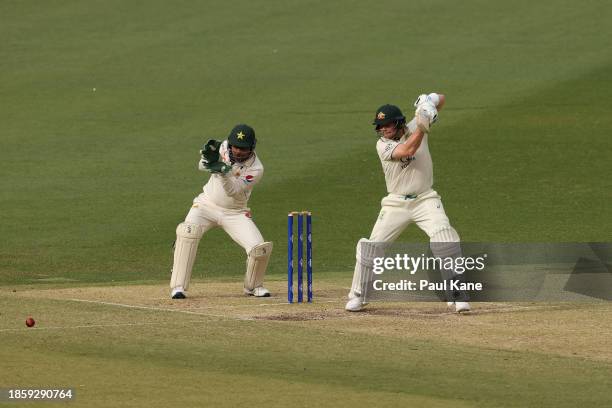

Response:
(430, 226), (460, 243)
(430, 227), (461, 258)
(248, 241), (273, 257)
(244, 238), (265, 255)
(356, 238), (383, 267)
(176, 222), (205, 239)
(355, 238), (369, 259)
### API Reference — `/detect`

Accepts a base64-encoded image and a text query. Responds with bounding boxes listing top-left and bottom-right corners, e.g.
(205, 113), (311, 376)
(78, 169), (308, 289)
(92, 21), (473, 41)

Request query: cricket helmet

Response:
(372, 104), (406, 129)
(227, 124), (257, 149)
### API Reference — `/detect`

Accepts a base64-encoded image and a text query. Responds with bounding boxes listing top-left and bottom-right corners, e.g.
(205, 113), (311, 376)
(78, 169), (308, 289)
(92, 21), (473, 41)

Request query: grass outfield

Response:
(1, 0), (611, 284)
(1, 0), (612, 406)
(2, 278), (612, 407)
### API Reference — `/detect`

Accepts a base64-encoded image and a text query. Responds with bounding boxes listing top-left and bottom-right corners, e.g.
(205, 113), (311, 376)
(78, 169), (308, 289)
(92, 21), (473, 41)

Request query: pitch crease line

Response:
(65, 298), (256, 321)
(0, 320), (209, 332)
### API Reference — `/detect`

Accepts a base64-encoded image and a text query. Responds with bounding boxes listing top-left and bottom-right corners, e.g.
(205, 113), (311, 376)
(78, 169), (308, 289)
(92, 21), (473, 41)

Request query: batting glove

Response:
(415, 102), (438, 133)
(414, 93), (441, 108)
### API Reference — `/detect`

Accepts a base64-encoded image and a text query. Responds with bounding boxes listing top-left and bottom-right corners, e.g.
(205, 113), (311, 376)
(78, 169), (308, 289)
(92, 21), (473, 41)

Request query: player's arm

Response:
(216, 169), (262, 197)
(391, 129), (426, 160)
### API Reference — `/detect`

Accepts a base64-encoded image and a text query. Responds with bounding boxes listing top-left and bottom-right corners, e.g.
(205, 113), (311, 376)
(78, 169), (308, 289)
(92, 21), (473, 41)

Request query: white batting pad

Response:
(244, 241), (273, 291)
(430, 226), (468, 302)
(431, 226), (460, 244)
(349, 238), (383, 301)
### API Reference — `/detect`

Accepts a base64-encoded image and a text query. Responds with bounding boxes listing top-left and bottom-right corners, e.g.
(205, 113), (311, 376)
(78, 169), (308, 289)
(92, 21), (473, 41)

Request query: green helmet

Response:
(227, 124), (257, 149)
(372, 104), (406, 129)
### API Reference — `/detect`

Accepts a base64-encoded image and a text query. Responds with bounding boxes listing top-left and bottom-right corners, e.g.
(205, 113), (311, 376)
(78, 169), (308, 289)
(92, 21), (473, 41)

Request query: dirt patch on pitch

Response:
(361, 302), (546, 318)
(253, 309), (346, 321)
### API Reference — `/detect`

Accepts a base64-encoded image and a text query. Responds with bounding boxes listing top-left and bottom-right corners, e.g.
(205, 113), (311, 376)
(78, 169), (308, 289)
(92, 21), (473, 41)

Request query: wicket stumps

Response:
(287, 211), (313, 303)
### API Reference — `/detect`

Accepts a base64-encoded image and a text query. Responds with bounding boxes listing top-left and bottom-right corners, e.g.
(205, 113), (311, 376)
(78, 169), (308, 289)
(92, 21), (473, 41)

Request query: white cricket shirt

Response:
(375, 119), (433, 196)
(199, 141), (263, 210)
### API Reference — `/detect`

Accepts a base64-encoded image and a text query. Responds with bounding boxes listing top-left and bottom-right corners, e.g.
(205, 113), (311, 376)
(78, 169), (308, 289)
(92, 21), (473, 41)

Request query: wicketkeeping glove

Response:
(200, 139), (221, 165)
(202, 161), (231, 174)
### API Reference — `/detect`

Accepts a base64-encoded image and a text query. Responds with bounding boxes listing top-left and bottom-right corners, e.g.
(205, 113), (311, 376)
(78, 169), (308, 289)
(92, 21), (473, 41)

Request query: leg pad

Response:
(170, 223), (205, 290)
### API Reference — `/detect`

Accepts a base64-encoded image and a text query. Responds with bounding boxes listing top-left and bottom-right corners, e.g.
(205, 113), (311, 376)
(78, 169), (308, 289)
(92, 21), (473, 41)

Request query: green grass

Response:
(1, 1), (612, 406)
(1, 0), (611, 284)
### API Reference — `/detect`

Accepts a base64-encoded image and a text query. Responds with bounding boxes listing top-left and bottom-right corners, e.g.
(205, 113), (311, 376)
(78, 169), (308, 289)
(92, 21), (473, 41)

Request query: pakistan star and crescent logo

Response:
(377, 112), (386, 120)
(237, 131), (245, 139)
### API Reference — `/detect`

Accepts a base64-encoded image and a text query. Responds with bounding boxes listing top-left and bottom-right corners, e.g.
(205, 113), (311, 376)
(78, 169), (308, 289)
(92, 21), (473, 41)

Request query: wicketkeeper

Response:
(345, 94), (471, 313)
(169, 124), (272, 299)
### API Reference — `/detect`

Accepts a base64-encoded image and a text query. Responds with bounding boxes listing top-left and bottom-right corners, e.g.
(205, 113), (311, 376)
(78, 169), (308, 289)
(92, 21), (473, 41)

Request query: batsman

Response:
(346, 94), (471, 313)
(169, 124), (272, 299)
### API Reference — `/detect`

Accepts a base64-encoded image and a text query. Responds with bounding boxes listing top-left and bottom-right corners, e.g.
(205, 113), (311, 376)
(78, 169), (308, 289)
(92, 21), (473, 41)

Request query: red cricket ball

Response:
(25, 317), (35, 327)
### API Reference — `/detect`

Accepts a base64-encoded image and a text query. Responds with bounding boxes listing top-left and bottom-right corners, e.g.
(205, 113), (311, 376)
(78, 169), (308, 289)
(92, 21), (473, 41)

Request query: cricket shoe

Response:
(447, 301), (471, 313)
(171, 287), (186, 299)
(345, 296), (366, 312)
(244, 286), (271, 297)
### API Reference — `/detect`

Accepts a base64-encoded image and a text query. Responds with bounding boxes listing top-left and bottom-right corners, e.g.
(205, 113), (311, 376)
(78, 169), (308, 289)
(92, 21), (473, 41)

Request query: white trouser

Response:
(349, 190), (457, 299)
(185, 196), (264, 254)
(369, 190), (452, 242)
(170, 196), (265, 292)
